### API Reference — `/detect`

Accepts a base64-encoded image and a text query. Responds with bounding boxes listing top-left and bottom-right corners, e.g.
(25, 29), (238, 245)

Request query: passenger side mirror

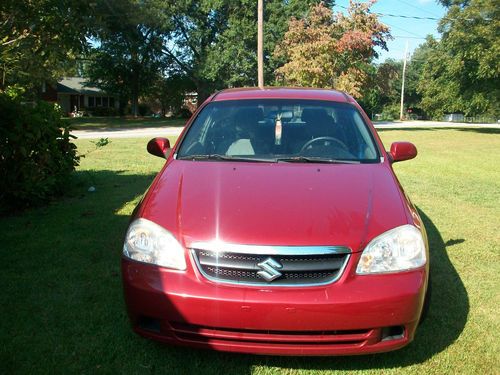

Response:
(147, 137), (171, 159)
(389, 142), (417, 163)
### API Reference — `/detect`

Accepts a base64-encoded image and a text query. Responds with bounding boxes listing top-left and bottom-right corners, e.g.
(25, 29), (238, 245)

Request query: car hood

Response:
(140, 160), (408, 252)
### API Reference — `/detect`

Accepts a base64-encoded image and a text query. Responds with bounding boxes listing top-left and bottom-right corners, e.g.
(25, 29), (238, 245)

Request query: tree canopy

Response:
(417, 0), (499, 117)
(85, 1), (165, 116)
(0, 0), (97, 94)
(1, 0), (498, 120)
(274, 1), (390, 98)
(159, 0), (329, 102)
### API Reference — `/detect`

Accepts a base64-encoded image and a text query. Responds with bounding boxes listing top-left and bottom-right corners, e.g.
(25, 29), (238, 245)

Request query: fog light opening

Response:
(381, 325), (405, 341)
(137, 316), (161, 333)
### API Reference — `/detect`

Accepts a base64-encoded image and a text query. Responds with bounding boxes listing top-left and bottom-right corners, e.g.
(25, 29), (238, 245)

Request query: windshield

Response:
(177, 99), (380, 163)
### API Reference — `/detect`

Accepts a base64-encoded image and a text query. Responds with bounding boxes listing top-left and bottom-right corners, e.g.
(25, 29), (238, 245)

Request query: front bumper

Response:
(122, 254), (427, 356)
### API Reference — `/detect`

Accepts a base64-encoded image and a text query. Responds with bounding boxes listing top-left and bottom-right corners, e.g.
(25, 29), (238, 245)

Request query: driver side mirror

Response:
(147, 137), (171, 159)
(389, 142), (417, 163)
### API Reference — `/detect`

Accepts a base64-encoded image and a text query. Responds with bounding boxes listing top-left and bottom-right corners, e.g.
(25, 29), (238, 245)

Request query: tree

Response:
(364, 39), (435, 119)
(145, 73), (195, 116)
(85, 1), (165, 116)
(159, 1), (330, 103)
(418, 0), (499, 118)
(0, 0), (97, 96)
(274, 1), (391, 98)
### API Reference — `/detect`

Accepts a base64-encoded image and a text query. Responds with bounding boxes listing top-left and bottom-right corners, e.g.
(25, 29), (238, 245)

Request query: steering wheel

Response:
(300, 136), (349, 153)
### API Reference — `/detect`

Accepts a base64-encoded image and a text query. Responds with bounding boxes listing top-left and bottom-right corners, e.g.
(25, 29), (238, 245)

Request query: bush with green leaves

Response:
(0, 93), (79, 214)
(380, 103), (401, 121)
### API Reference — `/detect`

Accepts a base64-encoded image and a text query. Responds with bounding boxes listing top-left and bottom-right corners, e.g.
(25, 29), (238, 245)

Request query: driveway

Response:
(72, 126), (184, 139)
(72, 120), (499, 139)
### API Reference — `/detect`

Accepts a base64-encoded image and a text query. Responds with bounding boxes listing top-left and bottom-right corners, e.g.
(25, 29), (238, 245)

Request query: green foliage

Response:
(175, 107), (193, 119)
(418, 0), (499, 118)
(85, 1), (165, 117)
(275, 1), (391, 98)
(0, 0), (97, 96)
(0, 94), (79, 214)
(145, 74), (196, 115)
(137, 103), (151, 117)
(92, 138), (110, 149)
(380, 103), (401, 120)
(202, 0), (327, 89)
(160, 0), (327, 101)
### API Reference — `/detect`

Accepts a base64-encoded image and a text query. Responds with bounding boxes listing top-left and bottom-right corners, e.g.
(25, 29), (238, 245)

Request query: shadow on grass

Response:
(0, 170), (159, 373)
(378, 127), (500, 135)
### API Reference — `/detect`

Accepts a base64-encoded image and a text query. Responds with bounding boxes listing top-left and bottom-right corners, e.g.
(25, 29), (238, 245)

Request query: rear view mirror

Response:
(147, 137), (171, 159)
(389, 142), (417, 163)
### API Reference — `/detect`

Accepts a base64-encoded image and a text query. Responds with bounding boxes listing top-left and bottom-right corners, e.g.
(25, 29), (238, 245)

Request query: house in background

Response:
(42, 77), (118, 115)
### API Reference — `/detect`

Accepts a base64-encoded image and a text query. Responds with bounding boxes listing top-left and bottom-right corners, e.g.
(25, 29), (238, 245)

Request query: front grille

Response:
(191, 245), (350, 286)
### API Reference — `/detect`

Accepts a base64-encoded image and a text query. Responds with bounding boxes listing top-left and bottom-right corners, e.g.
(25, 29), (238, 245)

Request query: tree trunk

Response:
(131, 93), (139, 117)
(131, 67), (140, 117)
(119, 97), (127, 116)
(196, 84), (211, 107)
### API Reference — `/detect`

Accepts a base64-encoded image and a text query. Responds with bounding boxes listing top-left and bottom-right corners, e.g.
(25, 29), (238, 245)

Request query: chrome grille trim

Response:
(189, 242), (351, 256)
(190, 244), (351, 287)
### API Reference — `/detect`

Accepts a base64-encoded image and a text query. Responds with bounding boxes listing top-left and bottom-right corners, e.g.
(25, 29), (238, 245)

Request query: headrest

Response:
(234, 107), (264, 123)
(301, 108), (330, 124)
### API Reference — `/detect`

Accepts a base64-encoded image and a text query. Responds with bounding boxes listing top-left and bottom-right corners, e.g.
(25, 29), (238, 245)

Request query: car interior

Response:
(178, 101), (379, 161)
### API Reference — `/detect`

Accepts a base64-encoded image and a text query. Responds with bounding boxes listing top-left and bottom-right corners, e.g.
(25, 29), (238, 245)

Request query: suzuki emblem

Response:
(257, 257), (283, 282)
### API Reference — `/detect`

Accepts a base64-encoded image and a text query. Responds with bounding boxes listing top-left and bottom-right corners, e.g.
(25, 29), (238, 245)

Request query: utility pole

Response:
(399, 41), (409, 121)
(257, 0), (264, 88)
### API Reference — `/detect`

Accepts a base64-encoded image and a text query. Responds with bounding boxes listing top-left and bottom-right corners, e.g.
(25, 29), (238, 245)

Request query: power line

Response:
(397, 0), (443, 19)
(383, 21), (428, 39)
(337, 4), (440, 21)
(393, 35), (440, 40)
(336, 4), (492, 22)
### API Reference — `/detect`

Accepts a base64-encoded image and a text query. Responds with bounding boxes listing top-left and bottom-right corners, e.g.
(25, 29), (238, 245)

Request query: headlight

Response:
(123, 218), (186, 270)
(356, 225), (426, 274)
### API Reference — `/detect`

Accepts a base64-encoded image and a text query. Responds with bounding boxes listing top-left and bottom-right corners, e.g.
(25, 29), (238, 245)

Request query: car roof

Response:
(212, 87), (351, 103)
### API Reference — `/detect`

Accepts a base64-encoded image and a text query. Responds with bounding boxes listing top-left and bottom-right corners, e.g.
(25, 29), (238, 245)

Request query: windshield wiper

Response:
(276, 156), (360, 164)
(177, 154), (277, 163)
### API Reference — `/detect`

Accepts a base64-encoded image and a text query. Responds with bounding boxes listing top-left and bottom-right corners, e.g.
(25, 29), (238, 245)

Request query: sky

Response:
(334, 0), (447, 62)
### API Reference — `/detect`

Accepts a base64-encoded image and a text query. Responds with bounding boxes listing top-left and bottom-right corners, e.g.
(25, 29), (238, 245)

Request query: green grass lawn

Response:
(1, 129), (499, 374)
(68, 116), (187, 130)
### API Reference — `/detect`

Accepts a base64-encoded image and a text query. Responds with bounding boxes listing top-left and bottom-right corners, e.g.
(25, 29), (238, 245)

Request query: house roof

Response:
(57, 77), (107, 95)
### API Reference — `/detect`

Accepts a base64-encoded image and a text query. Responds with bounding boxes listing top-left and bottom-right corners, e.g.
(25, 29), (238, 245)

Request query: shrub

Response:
(380, 103), (401, 121)
(175, 107), (193, 119)
(138, 103), (151, 116)
(0, 93), (79, 214)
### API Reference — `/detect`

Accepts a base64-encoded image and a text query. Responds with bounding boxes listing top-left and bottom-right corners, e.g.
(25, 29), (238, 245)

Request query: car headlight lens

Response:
(356, 225), (426, 274)
(123, 218), (186, 270)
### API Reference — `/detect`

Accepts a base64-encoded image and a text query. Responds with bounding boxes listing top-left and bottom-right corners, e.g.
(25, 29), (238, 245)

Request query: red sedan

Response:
(122, 88), (430, 355)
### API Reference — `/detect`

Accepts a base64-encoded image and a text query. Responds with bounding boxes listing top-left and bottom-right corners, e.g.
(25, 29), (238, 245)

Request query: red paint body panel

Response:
(122, 88), (429, 355)
(122, 257), (426, 355)
(390, 141), (418, 163)
(211, 87), (350, 103)
(141, 161), (407, 251)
